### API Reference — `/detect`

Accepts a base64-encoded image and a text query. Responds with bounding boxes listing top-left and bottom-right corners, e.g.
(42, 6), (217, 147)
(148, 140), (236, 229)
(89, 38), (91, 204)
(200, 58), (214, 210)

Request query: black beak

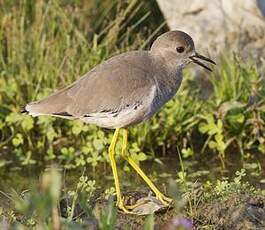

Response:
(189, 53), (216, 72)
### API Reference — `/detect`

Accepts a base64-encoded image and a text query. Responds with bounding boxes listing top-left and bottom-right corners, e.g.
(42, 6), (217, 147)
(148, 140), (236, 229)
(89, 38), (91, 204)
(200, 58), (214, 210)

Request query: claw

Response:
(117, 197), (134, 214)
(156, 194), (173, 206)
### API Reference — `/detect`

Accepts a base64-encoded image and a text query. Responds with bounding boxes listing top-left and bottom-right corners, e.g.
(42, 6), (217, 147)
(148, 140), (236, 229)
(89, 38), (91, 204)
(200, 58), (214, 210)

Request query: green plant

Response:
(203, 169), (257, 200)
(1, 168), (62, 229)
(0, 168), (120, 229)
(96, 198), (117, 230)
(0, 0), (166, 169)
(1, 0), (264, 172)
(143, 214), (154, 230)
(67, 176), (96, 221)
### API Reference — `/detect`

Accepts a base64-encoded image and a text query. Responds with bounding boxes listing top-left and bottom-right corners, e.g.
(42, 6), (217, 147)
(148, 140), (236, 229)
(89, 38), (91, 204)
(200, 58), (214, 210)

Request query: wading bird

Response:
(22, 31), (215, 213)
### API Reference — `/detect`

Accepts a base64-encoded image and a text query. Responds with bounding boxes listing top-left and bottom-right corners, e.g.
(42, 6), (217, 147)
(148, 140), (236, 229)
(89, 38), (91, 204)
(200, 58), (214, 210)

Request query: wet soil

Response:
(59, 190), (265, 229)
(194, 193), (265, 229)
(59, 190), (176, 229)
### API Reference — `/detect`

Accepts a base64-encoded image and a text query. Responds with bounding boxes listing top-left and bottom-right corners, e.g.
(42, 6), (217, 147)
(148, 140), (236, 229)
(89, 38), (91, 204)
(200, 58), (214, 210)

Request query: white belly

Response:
(80, 104), (148, 129)
(81, 75), (182, 129)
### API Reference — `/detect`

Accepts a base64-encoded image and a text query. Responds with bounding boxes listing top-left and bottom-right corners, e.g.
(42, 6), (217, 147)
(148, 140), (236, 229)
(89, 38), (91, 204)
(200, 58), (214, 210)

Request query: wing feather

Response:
(25, 51), (155, 119)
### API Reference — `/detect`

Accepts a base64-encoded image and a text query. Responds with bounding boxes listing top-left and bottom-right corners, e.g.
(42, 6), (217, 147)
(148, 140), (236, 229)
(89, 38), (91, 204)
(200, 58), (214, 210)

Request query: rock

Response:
(156, 0), (265, 59)
(125, 194), (172, 215)
(93, 190), (173, 216)
(92, 190), (175, 229)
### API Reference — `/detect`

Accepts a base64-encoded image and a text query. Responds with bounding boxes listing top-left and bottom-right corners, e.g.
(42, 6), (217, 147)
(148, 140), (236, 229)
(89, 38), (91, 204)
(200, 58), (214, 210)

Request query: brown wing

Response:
(25, 51), (155, 118)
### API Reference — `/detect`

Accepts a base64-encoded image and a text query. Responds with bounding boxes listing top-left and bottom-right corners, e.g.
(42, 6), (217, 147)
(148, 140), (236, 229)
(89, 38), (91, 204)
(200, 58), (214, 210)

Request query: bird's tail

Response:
(21, 84), (75, 118)
(21, 102), (47, 117)
(20, 107), (27, 113)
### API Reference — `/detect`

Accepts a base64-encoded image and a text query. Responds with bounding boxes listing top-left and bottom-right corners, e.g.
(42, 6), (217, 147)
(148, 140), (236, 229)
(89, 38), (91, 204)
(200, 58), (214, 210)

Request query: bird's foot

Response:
(117, 193), (173, 215)
(156, 193), (173, 206)
(117, 197), (134, 214)
(117, 196), (150, 214)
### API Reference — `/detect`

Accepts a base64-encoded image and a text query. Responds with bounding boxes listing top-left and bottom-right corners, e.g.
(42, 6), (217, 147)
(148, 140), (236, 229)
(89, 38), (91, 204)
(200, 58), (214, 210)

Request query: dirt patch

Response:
(93, 190), (176, 229)
(195, 194), (265, 229)
(59, 190), (180, 229)
(59, 190), (265, 229)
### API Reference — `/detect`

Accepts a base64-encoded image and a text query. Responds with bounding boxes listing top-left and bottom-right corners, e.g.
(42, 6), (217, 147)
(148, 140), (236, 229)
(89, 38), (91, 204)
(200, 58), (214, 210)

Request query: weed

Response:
(0, 1), (264, 171)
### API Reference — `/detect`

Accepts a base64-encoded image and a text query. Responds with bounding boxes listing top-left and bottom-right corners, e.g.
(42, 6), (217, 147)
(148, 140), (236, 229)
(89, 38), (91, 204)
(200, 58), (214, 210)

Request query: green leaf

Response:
(6, 113), (21, 124)
(72, 121), (83, 135)
(12, 133), (24, 146)
(181, 147), (193, 158)
(21, 116), (34, 131)
(198, 123), (208, 133)
(46, 127), (57, 142)
(137, 152), (147, 161)
(93, 139), (104, 151)
(208, 140), (217, 149)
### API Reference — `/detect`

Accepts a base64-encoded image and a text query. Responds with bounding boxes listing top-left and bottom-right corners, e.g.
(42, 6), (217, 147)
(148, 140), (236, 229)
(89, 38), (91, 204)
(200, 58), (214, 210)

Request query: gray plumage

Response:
(24, 31), (215, 129)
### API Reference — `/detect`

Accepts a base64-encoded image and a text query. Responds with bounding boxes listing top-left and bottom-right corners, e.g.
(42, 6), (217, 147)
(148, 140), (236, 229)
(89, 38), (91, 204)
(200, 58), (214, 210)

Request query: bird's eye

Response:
(176, 46), (185, 53)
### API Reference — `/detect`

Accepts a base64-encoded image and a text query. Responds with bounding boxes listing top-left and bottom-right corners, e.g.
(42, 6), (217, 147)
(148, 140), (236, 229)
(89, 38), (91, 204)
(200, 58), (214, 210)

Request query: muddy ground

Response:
(60, 190), (265, 229)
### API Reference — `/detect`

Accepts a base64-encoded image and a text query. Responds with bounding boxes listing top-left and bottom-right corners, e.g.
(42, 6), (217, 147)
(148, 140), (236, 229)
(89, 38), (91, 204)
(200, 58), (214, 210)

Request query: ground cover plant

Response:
(0, 0), (264, 229)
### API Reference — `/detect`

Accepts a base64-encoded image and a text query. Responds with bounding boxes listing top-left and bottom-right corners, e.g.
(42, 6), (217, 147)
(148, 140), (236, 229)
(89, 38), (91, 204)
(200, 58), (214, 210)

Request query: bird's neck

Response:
(151, 49), (184, 74)
(151, 50), (183, 80)
(150, 51), (183, 96)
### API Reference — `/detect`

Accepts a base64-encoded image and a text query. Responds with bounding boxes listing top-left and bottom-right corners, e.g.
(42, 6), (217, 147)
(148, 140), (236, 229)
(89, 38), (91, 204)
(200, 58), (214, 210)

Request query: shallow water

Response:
(0, 150), (264, 200)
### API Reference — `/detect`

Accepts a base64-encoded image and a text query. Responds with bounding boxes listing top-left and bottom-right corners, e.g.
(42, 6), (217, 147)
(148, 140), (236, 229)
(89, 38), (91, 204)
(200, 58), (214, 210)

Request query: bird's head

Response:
(151, 30), (216, 71)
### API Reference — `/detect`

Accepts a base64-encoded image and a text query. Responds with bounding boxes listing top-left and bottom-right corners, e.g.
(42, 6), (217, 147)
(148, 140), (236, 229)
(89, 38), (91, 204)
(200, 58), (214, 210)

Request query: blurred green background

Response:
(1, 0), (264, 171)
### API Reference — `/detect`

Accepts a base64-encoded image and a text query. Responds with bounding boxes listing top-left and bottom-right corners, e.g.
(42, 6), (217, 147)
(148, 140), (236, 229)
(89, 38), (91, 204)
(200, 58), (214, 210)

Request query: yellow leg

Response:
(121, 128), (172, 206)
(108, 128), (131, 213)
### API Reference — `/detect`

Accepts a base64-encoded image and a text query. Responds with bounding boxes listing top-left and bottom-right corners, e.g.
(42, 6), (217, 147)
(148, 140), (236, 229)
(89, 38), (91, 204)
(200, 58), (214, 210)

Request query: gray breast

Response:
(145, 72), (183, 120)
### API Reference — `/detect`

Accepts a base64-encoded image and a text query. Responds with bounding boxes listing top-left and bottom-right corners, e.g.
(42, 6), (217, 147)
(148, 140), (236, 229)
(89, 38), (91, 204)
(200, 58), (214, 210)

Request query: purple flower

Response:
(171, 216), (193, 229)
